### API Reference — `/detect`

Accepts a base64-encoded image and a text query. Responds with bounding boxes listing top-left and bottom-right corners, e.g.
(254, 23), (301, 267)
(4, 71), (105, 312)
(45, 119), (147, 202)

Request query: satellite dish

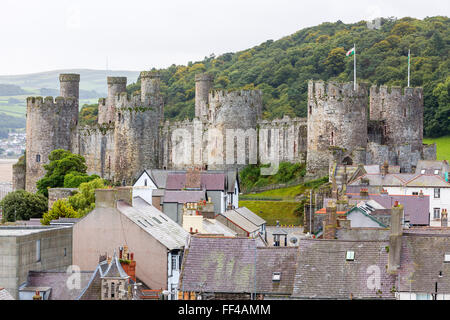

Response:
(290, 236), (298, 244)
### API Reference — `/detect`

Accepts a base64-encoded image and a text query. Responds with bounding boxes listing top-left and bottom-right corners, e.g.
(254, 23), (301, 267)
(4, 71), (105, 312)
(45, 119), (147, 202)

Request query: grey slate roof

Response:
(235, 207), (266, 226)
(256, 247), (298, 295)
(179, 236), (296, 295)
(346, 193), (430, 225)
(163, 190), (206, 204)
(117, 196), (189, 250)
(180, 236), (257, 293)
(398, 233), (450, 293)
(0, 288), (14, 300)
(202, 219), (237, 237)
(220, 209), (260, 233)
(292, 239), (397, 299)
(24, 271), (93, 300)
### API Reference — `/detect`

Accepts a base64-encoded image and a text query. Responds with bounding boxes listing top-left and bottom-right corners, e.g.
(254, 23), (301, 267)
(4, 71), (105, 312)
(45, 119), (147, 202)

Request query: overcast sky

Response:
(0, 0), (448, 75)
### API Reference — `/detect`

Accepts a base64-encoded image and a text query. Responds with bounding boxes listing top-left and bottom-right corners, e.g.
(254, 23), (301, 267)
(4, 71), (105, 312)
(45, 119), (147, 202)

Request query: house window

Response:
(346, 251), (355, 261)
(172, 255), (178, 271)
(64, 248), (67, 257)
(36, 240), (41, 262)
(434, 188), (441, 199)
(444, 254), (450, 263)
(421, 169), (426, 174)
(111, 282), (115, 298)
(144, 179), (147, 186)
(36, 154), (41, 163)
(435, 169), (440, 175)
(434, 208), (441, 219)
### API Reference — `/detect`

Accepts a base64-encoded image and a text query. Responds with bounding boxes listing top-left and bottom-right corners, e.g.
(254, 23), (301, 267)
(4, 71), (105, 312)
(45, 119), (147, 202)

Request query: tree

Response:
(40, 199), (78, 225)
(68, 178), (107, 217)
(36, 149), (88, 197)
(0, 190), (48, 222)
(325, 48), (346, 76)
(64, 172), (101, 188)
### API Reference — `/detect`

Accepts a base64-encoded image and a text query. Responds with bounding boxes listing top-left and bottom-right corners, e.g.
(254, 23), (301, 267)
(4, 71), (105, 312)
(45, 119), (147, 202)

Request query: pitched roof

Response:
(163, 190), (205, 204)
(0, 288), (14, 300)
(180, 236), (257, 293)
(117, 197), (189, 250)
(292, 239), (397, 299)
(202, 219), (237, 237)
(346, 193), (430, 225)
(405, 174), (450, 187)
(219, 209), (260, 233)
(140, 169), (238, 192)
(234, 207), (266, 226)
(398, 233), (450, 293)
(179, 236), (297, 295)
(255, 247), (298, 295)
(23, 271), (93, 300)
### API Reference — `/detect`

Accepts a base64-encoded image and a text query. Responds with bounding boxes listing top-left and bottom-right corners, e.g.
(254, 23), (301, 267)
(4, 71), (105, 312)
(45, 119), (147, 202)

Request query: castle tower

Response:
(206, 89), (262, 169)
(306, 81), (368, 176)
(113, 71), (163, 185)
(195, 73), (214, 121)
(98, 77), (127, 124)
(59, 74), (80, 99)
(369, 85), (423, 153)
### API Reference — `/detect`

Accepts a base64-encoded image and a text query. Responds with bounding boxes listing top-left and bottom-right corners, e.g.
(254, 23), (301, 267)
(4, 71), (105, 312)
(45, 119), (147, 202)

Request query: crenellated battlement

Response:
(195, 73), (214, 82)
(59, 74), (80, 82)
(26, 96), (77, 109)
(258, 115), (307, 126)
(370, 85), (423, 98)
(140, 71), (160, 79)
(209, 89), (262, 103)
(107, 76), (127, 84)
(308, 80), (368, 100)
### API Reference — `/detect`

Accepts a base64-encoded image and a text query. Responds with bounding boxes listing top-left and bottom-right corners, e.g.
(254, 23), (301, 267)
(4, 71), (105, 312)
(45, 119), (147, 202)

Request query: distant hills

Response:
(0, 69), (141, 97)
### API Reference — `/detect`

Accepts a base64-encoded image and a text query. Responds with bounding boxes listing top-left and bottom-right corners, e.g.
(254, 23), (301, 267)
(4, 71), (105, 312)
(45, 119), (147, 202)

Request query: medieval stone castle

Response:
(13, 71), (436, 192)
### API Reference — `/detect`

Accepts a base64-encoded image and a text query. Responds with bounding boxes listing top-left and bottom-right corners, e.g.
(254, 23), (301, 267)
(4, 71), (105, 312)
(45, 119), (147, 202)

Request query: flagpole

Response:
(354, 43), (356, 90)
(407, 49), (410, 87)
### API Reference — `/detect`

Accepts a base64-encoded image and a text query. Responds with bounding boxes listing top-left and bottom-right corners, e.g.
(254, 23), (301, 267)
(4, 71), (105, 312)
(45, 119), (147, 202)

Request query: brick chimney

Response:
(33, 291), (42, 300)
(388, 202), (403, 274)
(95, 187), (133, 208)
(303, 202), (315, 234)
(120, 249), (136, 282)
(323, 202), (337, 239)
(441, 209), (448, 227)
(380, 188), (388, 195)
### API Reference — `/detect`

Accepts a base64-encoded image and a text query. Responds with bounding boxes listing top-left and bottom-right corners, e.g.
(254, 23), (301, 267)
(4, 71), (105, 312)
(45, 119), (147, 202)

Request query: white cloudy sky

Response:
(0, 0), (448, 75)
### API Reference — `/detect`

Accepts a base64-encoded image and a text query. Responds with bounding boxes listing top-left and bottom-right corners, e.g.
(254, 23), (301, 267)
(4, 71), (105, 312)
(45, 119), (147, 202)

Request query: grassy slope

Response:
(423, 136), (450, 161)
(239, 200), (300, 226)
(239, 177), (329, 226)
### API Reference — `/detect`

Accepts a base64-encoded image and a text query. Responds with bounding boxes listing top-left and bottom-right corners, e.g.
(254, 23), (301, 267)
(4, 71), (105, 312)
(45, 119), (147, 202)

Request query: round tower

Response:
(306, 81), (368, 175)
(369, 85), (423, 153)
(195, 73), (214, 121)
(140, 71), (160, 101)
(25, 96), (78, 192)
(59, 74), (80, 99)
(98, 77), (127, 124)
(113, 73), (163, 185)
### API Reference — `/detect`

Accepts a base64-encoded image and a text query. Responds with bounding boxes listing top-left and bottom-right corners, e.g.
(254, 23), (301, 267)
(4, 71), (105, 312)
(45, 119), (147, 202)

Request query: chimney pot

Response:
(394, 201), (399, 207)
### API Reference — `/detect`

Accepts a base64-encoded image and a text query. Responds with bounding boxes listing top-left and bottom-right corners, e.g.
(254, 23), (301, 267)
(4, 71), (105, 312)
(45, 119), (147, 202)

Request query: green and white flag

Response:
(346, 47), (355, 56)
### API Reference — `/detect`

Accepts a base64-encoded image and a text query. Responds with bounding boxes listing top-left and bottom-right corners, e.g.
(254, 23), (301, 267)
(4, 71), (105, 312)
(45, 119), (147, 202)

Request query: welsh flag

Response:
(346, 47), (355, 56)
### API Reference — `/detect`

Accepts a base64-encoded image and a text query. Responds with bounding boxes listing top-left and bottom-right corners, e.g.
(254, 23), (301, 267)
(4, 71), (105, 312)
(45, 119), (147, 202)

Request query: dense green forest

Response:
(81, 16), (449, 137)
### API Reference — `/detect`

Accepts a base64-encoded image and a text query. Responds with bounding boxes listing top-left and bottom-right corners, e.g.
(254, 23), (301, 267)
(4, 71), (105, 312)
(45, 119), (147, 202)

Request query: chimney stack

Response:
(441, 209), (448, 227)
(388, 203), (403, 273)
(418, 190), (424, 198)
(33, 291), (42, 300)
(323, 202), (337, 239)
(380, 188), (388, 195)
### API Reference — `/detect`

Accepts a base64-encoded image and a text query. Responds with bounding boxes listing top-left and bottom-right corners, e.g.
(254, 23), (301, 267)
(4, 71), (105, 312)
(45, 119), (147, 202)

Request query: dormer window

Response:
(272, 272), (281, 281)
(346, 251), (355, 261)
